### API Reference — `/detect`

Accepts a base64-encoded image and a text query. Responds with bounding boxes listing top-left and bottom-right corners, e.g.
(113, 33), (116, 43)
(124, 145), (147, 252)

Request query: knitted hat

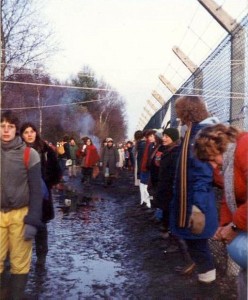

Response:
(162, 128), (179, 142)
(106, 137), (113, 142)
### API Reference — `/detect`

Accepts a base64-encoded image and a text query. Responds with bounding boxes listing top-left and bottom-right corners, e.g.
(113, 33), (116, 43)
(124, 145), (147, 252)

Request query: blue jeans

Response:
(185, 239), (215, 273)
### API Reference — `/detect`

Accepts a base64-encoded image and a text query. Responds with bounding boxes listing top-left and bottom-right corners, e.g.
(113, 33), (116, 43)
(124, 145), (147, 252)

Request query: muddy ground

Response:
(24, 169), (238, 300)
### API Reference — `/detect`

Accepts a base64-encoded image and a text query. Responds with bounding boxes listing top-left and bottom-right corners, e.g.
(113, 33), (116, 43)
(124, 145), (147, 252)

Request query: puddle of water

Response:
(65, 255), (127, 296)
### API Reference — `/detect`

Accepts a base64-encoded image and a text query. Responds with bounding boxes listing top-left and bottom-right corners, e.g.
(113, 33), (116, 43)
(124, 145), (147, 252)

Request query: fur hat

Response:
(162, 128), (179, 142)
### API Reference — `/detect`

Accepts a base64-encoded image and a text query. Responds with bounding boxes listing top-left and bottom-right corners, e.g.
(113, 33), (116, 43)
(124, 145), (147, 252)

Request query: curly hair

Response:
(194, 124), (240, 161)
(175, 96), (210, 124)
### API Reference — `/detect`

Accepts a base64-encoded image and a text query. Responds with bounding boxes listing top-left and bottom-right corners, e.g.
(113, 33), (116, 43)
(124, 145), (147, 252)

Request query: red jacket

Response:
(214, 132), (248, 230)
(84, 145), (100, 168)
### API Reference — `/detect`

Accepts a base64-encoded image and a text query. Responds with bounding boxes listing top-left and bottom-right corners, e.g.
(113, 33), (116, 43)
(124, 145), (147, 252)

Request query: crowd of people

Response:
(0, 109), (137, 299)
(132, 96), (247, 300)
(0, 94), (247, 299)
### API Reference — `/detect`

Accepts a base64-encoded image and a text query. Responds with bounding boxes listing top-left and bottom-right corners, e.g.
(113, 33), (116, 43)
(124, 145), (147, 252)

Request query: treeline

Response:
(1, 0), (127, 144)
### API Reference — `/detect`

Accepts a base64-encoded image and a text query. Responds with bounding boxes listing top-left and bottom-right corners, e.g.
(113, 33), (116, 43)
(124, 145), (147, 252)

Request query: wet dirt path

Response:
(25, 170), (237, 300)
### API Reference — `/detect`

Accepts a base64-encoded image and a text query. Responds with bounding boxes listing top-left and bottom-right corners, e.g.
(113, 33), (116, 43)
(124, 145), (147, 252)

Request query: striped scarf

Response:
(178, 123), (192, 228)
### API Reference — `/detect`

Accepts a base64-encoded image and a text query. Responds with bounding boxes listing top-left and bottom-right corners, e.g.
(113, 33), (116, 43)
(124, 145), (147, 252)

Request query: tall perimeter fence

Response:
(145, 15), (248, 132)
(144, 15), (248, 277)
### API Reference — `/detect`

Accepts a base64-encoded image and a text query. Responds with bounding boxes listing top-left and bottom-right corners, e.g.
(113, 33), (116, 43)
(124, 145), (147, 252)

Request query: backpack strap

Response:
(23, 147), (31, 169)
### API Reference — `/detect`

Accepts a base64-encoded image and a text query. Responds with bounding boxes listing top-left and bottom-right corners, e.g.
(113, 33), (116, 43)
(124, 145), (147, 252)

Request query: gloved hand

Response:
(24, 224), (37, 241)
(188, 205), (205, 234)
(99, 162), (103, 167)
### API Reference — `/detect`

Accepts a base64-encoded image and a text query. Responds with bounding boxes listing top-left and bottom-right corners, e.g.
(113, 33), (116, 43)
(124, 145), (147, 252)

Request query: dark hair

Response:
(144, 129), (156, 138)
(134, 130), (144, 140)
(81, 136), (89, 143)
(20, 122), (45, 152)
(1, 110), (20, 134)
(63, 135), (70, 142)
(86, 138), (93, 145)
(175, 96), (210, 124)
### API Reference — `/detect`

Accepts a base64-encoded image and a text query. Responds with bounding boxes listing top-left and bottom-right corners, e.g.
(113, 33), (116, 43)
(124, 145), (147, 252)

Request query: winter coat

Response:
(27, 141), (62, 222)
(101, 145), (119, 176)
(64, 142), (71, 159)
(155, 142), (180, 213)
(170, 120), (219, 239)
(69, 144), (79, 161)
(83, 144), (100, 168)
(1, 136), (43, 228)
(214, 132), (248, 231)
(135, 139), (146, 179)
(148, 143), (165, 188)
(40, 143), (62, 189)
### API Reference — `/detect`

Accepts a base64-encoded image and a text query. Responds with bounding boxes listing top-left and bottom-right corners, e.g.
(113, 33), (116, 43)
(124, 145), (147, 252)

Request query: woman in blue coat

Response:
(170, 96), (219, 284)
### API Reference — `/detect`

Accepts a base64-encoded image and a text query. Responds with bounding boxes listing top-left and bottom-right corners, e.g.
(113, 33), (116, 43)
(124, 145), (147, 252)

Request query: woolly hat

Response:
(106, 137), (113, 142)
(162, 128), (179, 142)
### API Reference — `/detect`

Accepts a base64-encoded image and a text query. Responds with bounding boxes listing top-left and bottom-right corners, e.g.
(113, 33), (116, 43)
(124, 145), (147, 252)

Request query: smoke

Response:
(79, 112), (100, 151)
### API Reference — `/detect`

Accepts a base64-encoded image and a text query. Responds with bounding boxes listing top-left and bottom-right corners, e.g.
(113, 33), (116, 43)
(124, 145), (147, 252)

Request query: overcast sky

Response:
(41, 0), (248, 138)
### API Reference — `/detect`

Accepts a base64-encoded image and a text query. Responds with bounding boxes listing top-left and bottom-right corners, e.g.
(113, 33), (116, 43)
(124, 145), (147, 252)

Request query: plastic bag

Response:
(66, 159), (72, 166)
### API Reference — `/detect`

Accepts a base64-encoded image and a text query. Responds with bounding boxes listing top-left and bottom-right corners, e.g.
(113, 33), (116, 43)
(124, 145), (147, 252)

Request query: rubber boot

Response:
(0, 271), (10, 300)
(35, 226), (48, 268)
(10, 274), (28, 300)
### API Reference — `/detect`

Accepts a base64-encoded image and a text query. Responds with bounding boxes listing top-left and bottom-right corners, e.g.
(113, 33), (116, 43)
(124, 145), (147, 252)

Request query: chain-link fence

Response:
(145, 15), (248, 131)
(144, 15), (248, 277)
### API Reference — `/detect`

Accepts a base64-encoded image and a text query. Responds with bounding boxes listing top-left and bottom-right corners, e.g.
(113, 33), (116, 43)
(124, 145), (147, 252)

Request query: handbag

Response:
(226, 232), (247, 269)
(66, 159), (72, 166)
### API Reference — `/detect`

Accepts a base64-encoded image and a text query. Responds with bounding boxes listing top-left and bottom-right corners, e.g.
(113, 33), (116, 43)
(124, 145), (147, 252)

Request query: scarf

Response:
(141, 141), (151, 172)
(179, 123), (192, 227)
(222, 143), (237, 213)
(1, 136), (23, 151)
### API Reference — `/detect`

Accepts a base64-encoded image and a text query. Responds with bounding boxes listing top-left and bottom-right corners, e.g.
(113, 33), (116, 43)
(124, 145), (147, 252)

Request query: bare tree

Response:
(1, 0), (58, 84)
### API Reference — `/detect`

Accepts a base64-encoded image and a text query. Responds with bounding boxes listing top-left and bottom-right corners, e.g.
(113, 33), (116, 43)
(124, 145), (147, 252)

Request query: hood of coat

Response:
(199, 116), (220, 125)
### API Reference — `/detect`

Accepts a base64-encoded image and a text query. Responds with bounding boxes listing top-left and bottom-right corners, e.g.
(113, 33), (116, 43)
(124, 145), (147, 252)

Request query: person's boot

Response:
(10, 274), (28, 300)
(174, 238), (195, 275)
(163, 234), (179, 254)
(0, 271), (10, 300)
(36, 255), (46, 268)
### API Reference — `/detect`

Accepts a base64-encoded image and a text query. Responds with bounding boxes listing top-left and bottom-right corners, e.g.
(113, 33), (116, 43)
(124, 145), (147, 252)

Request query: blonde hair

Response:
(194, 124), (240, 161)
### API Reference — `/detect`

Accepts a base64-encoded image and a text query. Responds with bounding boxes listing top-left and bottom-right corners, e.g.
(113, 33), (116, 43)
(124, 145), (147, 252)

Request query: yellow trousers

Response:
(0, 207), (32, 274)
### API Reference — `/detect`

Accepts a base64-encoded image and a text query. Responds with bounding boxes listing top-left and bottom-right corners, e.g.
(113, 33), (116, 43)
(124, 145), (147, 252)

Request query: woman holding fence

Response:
(194, 123), (247, 299)
(169, 95), (220, 284)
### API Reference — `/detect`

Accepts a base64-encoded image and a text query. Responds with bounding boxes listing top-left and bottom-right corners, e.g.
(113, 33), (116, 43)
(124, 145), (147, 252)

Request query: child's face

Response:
(0, 121), (16, 143)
